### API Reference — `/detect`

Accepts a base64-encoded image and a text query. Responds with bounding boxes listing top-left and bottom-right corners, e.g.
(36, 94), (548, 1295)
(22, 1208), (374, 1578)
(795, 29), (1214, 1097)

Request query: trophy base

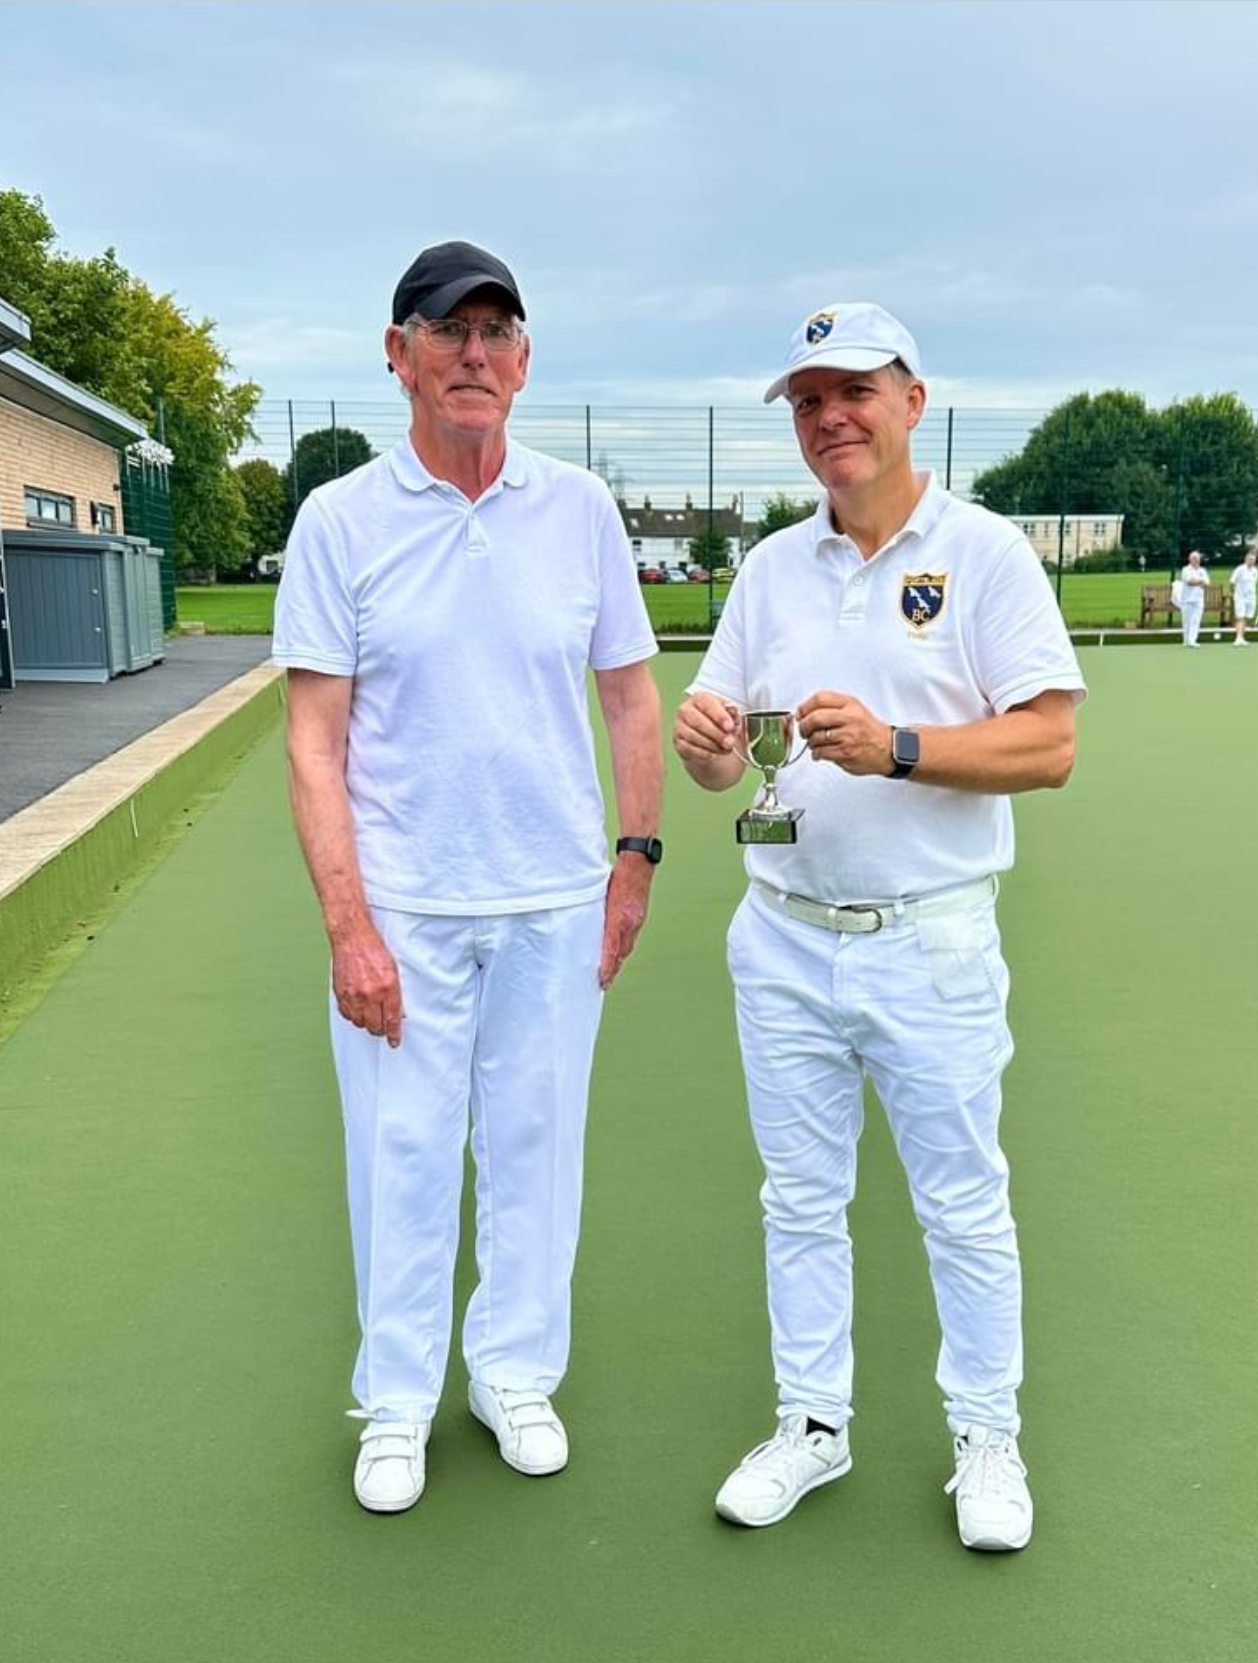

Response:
(736, 807), (804, 845)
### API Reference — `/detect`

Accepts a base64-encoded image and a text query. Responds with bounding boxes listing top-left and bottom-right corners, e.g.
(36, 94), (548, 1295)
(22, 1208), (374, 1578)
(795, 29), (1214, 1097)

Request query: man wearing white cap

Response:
(275, 241), (663, 1513)
(674, 302), (1086, 1550)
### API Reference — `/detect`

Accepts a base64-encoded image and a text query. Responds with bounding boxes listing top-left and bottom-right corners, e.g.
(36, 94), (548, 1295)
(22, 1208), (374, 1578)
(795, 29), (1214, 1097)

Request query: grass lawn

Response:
(179, 568), (1189, 636)
(2, 649), (1255, 1663)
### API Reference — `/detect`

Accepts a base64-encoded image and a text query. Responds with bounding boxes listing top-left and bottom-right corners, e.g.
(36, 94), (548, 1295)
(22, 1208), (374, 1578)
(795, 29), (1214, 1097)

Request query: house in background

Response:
(618, 493), (748, 571)
(1008, 513), (1124, 568)
(0, 294), (168, 689)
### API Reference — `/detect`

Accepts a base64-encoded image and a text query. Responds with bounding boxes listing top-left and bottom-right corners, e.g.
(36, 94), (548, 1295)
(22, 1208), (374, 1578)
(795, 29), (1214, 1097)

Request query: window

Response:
(25, 487), (75, 527)
(631, 539), (642, 555)
(1093, 521), (1106, 538)
(91, 501), (117, 532)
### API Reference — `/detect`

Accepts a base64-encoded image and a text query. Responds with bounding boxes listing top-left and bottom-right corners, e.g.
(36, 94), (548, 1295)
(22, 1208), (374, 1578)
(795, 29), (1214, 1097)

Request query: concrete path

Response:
(0, 635), (274, 821)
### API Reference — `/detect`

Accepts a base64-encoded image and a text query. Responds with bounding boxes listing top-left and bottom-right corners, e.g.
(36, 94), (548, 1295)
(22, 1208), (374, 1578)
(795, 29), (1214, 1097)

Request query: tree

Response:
(756, 492), (817, 540)
(687, 526), (730, 571)
(972, 391), (1169, 562)
(1158, 394), (1258, 561)
(971, 388), (1258, 566)
(285, 426), (374, 509)
(0, 184), (260, 573)
(235, 459), (290, 561)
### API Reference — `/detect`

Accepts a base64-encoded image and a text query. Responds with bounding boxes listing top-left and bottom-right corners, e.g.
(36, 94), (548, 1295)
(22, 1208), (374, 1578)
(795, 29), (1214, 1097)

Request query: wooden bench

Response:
(1139, 583), (1233, 628)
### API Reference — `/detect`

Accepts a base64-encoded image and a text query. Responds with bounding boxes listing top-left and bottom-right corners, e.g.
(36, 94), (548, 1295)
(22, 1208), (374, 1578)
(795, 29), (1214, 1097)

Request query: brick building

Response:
(1, 297), (153, 690)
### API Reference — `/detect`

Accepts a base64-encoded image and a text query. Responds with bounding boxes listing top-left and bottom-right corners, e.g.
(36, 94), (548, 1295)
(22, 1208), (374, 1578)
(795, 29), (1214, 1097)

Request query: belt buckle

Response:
(842, 904), (884, 934)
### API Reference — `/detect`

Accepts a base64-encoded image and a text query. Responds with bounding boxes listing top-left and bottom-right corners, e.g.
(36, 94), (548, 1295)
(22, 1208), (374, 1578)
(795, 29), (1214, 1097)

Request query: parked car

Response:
(712, 566), (735, 583)
(638, 567), (665, 584)
(686, 567), (710, 582)
(663, 568), (686, 583)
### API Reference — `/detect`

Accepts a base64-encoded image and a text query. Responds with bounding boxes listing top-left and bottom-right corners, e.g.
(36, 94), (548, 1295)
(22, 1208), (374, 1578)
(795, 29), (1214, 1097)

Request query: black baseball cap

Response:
(391, 240), (526, 325)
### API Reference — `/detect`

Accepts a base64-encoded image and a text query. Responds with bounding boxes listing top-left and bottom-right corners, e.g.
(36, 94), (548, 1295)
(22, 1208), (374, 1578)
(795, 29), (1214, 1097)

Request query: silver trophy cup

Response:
(735, 709), (806, 844)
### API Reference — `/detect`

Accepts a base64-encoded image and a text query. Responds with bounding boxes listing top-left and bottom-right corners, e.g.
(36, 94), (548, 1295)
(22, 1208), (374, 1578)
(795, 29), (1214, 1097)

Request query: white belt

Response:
(753, 875), (997, 935)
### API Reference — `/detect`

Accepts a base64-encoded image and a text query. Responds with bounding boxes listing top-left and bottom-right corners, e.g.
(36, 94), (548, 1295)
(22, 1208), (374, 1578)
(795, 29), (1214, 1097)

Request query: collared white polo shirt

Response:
(691, 473), (1086, 903)
(1231, 563), (1257, 613)
(273, 437), (657, 914)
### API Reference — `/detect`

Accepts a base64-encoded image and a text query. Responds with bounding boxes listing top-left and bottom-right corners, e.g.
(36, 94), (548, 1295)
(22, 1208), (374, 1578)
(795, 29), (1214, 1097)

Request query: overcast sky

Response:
(4, 0), (1258, 416)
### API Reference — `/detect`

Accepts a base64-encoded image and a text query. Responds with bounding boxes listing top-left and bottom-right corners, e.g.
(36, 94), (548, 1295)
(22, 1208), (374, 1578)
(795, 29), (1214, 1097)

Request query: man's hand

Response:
(673, 691), (740, 762)
(331, 924), (405, 1048)
(797, 691), (893, 777)
(599, 858), (653, 990)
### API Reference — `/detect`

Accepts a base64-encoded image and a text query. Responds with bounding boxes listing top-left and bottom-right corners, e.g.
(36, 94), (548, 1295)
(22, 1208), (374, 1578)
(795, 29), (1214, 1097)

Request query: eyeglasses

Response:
(415, 318), (522, 354)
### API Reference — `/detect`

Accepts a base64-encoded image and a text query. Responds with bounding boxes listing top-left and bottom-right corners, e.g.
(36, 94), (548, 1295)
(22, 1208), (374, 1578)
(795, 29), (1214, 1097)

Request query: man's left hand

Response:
(600, 857), (653, 990)
(797, 691), (894, 777)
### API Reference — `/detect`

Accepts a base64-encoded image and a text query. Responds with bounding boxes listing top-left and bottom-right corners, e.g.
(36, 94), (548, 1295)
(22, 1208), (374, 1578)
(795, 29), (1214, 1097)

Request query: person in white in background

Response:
(1229, 550), (1256, 646)
(273, 241), (663, 1515)
(1180, 550), (1209, 647)
(674, 300), (1086, 1552)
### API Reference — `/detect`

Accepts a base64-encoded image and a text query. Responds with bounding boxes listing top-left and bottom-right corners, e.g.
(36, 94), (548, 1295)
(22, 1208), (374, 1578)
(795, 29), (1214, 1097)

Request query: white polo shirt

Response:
(691, 473), (1086, 903)
(273, 437), (657, 914)
(1231, 563), (1257, 614)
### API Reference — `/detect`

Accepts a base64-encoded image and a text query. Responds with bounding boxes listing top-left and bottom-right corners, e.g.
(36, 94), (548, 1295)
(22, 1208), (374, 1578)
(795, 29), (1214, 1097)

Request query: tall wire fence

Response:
(236, 400), (1258, 623)
(238, 400), (1044, 516)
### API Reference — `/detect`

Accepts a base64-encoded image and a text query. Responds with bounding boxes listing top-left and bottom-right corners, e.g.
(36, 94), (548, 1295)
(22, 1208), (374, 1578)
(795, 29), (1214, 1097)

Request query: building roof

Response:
(618, 499), (743, 539)
(0, 298), (32, 353)
(0, 348), (149, 448)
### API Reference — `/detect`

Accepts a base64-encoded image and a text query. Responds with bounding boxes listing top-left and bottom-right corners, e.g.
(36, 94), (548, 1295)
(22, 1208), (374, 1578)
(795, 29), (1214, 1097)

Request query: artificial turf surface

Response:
(1, 648), (1254, 1663)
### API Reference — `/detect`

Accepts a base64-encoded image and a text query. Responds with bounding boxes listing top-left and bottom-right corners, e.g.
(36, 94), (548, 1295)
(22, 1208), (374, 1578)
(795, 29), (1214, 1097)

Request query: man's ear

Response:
(384, 325), (413, 391)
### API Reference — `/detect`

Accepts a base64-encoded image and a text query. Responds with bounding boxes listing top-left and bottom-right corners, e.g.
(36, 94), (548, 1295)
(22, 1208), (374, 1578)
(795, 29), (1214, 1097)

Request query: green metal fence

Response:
(119, 450), (176, 630)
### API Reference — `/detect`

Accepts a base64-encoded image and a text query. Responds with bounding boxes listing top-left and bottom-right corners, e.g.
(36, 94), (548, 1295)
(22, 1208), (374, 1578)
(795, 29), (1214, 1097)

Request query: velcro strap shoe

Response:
(469, 1382), (568, 1476)
(715, 1414), (852, 1527)
(353, 1419), (429, 1513)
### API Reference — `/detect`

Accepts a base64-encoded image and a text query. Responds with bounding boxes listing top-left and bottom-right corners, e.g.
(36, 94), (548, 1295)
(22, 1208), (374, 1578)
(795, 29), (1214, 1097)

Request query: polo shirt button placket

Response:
(465, 511), (488, 558)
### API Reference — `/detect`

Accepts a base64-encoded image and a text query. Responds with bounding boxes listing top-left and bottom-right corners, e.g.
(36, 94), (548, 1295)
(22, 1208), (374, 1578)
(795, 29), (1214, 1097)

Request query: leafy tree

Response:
(687, 526), (730, 571)
(0, 184), (260, 573)
(756, 492), (817, 540)
(285, 425), (374, 508)
(235, 459), (290, 561)
(1158, 394), (1258, 560)
(972, 391), (1169, 562)
(972, 388), (1258, 566)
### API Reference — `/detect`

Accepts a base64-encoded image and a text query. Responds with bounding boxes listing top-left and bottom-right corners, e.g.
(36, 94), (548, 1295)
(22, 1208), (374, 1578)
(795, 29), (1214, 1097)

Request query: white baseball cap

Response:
(763, 301), (923, 404)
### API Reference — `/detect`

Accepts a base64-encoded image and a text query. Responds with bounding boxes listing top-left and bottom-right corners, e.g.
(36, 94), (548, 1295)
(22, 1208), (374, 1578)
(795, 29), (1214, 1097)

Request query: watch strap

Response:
(615, 836), (663, 864)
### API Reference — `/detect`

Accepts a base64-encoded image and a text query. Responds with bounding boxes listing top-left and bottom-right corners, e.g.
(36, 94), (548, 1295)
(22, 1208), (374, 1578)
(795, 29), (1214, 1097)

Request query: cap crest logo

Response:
(805, 311), (836, 345)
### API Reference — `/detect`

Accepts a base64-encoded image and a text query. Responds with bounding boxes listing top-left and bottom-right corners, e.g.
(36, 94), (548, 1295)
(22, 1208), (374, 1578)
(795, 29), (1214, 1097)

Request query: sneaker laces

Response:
(737, 1417), (835, 1486)
(945, 1431), (1026, 1501)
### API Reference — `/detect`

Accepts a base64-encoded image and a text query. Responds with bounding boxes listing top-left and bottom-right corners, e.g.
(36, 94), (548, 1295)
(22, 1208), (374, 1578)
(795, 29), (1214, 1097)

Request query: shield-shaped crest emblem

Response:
(805, 311), (836, 345)
(901, 573), (947, 630)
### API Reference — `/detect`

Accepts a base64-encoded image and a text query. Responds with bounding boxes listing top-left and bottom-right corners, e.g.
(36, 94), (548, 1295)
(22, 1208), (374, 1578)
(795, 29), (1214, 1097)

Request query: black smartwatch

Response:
(889, 728), (920, 780)
(615, 836), (664, 865)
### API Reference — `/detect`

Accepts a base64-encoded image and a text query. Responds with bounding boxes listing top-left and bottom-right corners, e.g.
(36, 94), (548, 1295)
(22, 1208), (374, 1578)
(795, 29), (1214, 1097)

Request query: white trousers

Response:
(1181, 598), (1204, 645)
(726, 885), (1021, 1435)
(331, 900), (605, 1421)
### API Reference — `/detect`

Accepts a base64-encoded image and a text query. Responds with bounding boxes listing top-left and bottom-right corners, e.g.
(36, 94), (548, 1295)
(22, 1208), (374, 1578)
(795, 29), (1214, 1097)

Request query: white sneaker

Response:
(945, 1425), (1033, 1551)
(353, 1419), (429, 1513)
(715, 1414), (852, 1527)
(469, 1382), (569, 1475)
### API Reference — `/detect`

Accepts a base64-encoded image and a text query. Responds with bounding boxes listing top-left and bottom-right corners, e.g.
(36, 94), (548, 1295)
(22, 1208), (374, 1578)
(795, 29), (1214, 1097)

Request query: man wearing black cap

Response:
(273, 241), (663, 1513)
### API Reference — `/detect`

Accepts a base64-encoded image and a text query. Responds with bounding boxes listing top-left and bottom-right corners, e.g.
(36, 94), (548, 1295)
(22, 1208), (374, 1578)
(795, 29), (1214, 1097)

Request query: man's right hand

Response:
(673, 693), (747, 791)
(331, 925), (405, 1048)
